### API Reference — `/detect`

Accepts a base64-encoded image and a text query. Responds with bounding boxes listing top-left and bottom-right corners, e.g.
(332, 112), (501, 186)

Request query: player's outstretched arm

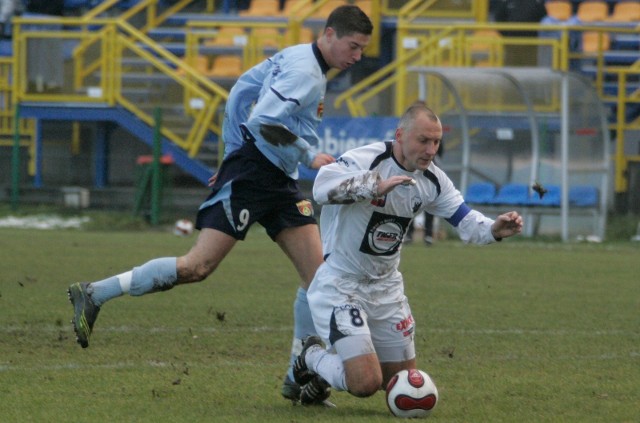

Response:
(376, 175), (416, 196)
(490, 211), (523, 240)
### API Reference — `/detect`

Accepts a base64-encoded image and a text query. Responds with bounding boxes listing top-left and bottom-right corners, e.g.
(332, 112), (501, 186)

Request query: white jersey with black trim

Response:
(314, 141), (497, 280)
(222, 43), (328, 179)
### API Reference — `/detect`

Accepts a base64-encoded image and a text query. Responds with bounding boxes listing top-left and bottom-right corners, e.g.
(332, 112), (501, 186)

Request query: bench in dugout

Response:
(463, 182), (600, 236)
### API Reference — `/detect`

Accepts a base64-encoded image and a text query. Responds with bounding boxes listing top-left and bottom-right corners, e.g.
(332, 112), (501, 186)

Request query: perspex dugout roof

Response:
(408, 67), (609, 241)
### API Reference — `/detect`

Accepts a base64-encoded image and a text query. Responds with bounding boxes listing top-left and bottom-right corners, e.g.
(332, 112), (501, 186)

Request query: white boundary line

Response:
(1, 325), (637, 337)
(1, 352), (639, 373)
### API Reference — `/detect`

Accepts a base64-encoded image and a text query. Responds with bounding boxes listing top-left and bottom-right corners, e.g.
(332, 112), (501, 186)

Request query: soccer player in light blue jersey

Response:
(68, 4), (372, 407)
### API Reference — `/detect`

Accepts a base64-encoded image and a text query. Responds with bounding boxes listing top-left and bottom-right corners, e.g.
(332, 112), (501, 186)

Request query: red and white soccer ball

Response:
(386, 369), (438, 418)
(173, 219), (194, 236)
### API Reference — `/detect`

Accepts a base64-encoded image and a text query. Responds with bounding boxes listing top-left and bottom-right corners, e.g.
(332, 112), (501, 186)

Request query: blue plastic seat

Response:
(491, 183), (530, 205)
(464, 182), (496, 204)
(63, 0), (92, 9)
(528, 184), (561, 207)
(569, 185), (598, 207)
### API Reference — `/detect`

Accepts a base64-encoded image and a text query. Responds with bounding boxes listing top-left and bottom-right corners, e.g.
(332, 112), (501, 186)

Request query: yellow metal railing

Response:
(6, 0), (385, 173)
(4, 0), (202, 175)
(0, 58), (35, 175)
(391, 0), (488, 22)
(12, 16), (228, 162)
(185, 20), (290, 75)
(336, 21), (640, 195)
(608, 60), (640, 192)
(82, 0), (196, 33)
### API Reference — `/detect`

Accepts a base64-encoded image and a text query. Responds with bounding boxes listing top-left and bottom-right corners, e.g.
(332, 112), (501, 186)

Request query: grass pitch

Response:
(0, 225), (638, 422)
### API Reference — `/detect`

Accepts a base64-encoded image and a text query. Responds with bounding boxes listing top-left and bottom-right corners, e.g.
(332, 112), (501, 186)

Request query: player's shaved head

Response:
(398, 102), (440, 132)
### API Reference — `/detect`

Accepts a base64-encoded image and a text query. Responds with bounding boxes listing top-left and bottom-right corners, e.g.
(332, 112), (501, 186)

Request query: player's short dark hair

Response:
(399, 102), (440, 129)
(325, 5), (373, 38)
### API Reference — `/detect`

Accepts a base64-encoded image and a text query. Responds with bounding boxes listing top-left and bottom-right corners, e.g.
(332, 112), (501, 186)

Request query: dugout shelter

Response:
(409, 66), (609, 241)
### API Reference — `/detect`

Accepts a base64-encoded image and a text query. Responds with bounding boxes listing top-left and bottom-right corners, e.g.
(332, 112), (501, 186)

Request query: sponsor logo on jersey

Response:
(336, 157), (350, 167)
(296, 200), (314, 216)
(392, 314), (415, 337)
(411, 196), (423, 213)
(360, 212), (411, 256)
(370, 195), (386, 207)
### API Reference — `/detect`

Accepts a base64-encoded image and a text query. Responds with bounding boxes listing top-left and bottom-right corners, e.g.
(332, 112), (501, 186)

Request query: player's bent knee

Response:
(188, 263), (215, 282)
(337, 336), (383, 397)
(177, 258), (216, 283)
(347, 373), (383, 398)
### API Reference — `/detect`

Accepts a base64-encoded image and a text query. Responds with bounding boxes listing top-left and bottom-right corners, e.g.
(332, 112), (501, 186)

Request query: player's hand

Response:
(491, 211), (523, 239)
(376, 175), (416, 196)
(310, 153), (336, 169)
(207, 173), (218, 187)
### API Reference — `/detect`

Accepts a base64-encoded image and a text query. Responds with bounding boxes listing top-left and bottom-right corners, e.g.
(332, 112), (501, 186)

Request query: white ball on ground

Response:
(173, 219), (194, 236)
(386, 369), (438, 418)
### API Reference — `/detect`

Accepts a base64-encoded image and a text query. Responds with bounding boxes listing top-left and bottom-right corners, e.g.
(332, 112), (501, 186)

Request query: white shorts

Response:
(307, 262), (416, 363)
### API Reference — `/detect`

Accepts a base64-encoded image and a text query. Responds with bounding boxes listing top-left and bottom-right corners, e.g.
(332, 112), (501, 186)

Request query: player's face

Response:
(395, 113), (442, 172)
(324, 27), (370, 70)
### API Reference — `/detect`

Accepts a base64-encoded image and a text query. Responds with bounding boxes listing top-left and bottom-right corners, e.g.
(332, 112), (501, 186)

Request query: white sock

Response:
(306, 347), (348, 391)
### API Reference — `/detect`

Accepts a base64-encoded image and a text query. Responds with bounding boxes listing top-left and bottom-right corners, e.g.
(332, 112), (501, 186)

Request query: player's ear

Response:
(395, 127), (403, 143)
(323, 26), (336, 41)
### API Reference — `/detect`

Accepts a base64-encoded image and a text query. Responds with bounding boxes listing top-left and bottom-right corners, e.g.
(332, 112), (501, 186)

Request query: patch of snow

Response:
(0, 215), (90, 229)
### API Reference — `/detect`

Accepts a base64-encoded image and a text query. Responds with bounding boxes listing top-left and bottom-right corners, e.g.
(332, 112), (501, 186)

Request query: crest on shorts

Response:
(296, 200), (314, 216)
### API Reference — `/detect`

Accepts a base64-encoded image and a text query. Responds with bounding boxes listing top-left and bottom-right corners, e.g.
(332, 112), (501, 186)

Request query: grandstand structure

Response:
(1, 0), (639, 240)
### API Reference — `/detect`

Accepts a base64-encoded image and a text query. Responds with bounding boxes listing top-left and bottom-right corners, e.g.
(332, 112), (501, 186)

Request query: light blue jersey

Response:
(221, 43), (329, 179)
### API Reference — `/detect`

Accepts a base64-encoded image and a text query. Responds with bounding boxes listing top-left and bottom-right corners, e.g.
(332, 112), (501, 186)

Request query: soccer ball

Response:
(173, 219), (194, 236)
(386, 369), (438, 418)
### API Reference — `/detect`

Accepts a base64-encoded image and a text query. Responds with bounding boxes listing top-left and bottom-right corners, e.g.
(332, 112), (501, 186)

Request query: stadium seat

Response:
(286, 27), (315, 45)
(281, 0), (314, 17)
(576, 0), (608, 22)
(490, 183), (530, 205)
(208, 55), (243, 78)
(354, 0), (372, 16)
(464, 182), (497, 204)
(544, 0), (573, 21)
(313, 0), (347, 18)
(239, 0), (281, 17)
(606, 1), (640, 22)
(204, 27), (247, 47)
(63, 0), (92, 9)
(581, 31), (610, 53)
(298, 27), (316, 43)
(177, 55), (210, 76)
(252, 27), (282, 48)
(468, 29), (501, 67)
(569, 185), (598, 207)
(527, 184), (561, 207)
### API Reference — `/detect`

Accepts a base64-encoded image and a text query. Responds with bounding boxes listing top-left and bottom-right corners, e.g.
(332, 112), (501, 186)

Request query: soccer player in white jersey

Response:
(292, 103), (523, 403)
(67, 5), (372, 405)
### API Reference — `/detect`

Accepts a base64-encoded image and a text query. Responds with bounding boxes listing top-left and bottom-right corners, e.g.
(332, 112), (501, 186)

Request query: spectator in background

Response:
(25, 0), (64, 92)
(404, 211), (437, 246)
(492, 0), (547, 66)
(0, 0), (23, 38)
(25, 0), (64, 16)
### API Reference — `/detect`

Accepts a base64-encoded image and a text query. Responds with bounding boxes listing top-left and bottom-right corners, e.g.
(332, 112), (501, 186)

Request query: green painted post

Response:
(11, 105), (20, 210)
(151, 107), (162, 226)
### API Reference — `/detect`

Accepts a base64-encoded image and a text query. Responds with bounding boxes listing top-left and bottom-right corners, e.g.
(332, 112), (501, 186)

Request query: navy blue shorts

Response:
(195, 141), (316, 241)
